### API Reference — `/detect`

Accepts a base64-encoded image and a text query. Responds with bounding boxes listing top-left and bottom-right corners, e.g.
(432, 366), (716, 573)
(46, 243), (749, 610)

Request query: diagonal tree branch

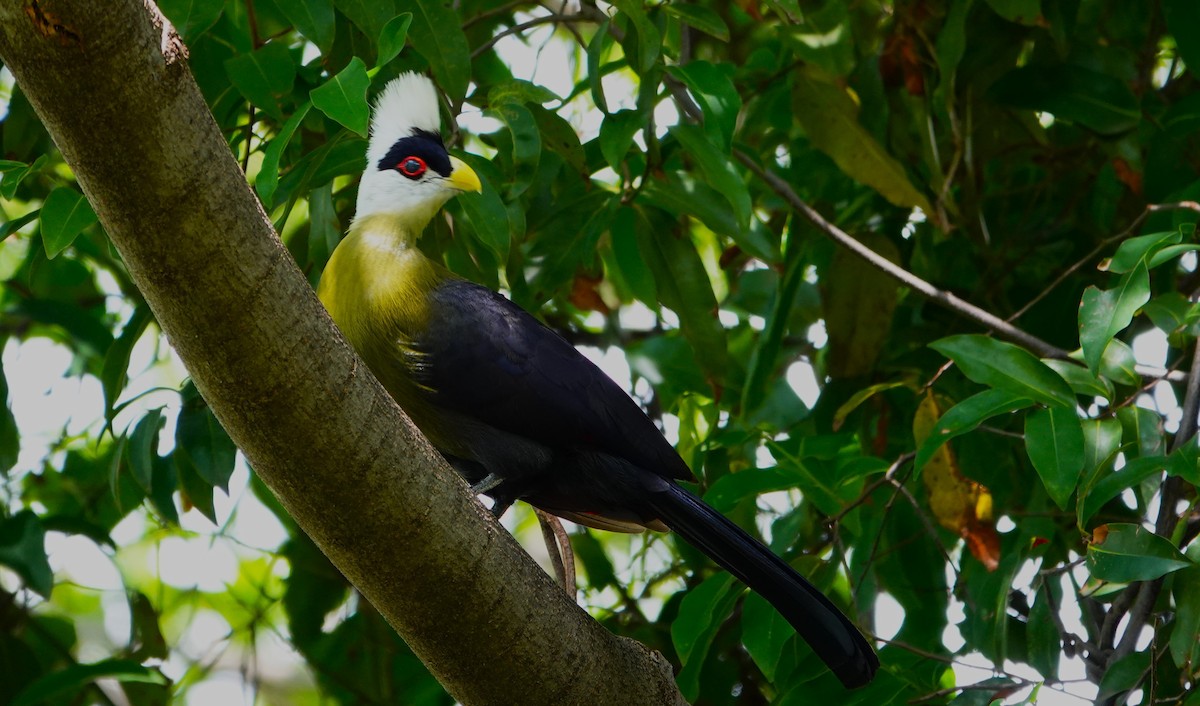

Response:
(0, 2), (682, 704)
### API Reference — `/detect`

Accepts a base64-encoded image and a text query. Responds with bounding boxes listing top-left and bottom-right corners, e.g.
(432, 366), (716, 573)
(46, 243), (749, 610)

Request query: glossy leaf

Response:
(101, 306), (153, 425)
(40, 187), (97, 259)
(257, 101), (312, 208)
(396, 0), (471, 103)
(376, 13), (412, 68)
(930, 334), (1075, 408)
(310, 57), (370, 137)
(741, 592), (793, 681)
(667, 61), (741, 151)
(1164, 0), (1200, 80)
(1170, 565), (1200, 672)
(1106, 230), (1180, 273)
(983, 0), (1042, 25)
(1087, 523), (1192, 583)
(0, 210), (39, 243)
(1042, 359), (1113, 400)
(157, 0), (223, 40)
(127, 409), (164, 493)
(0, 511), (52, 597)
(598, 109), (642, 169)
(609, 0), (660, 74)
(1078, 456), (1166, 527)
(792, 68), (933, 214)
(275, 0), (335, 51)
(332, 0), (394, 41)
(663, 4), (730, 41)
(0, 360), (17, 474)
(487, 101), (541, 198)
(454, 153), (511, 261)
(1024, 406), (1085, 509)
(914, 389), (1034, 473)
(991, 64), (1140, 135)
(175, 382), (236, 492)
(225, 43), (295, 121)
(1079, 262), (1150, 375)
(670, 124), (751, 232)
(824, 233), (900, 378)
(673, 572), (739, 700)
(11, 659), (166, 706)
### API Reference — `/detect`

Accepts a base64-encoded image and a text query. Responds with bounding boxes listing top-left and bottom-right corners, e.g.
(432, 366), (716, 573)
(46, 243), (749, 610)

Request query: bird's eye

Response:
(397, 156), (427, 178)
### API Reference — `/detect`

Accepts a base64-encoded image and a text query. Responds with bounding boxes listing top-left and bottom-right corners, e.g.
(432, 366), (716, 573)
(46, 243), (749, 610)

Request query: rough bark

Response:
(0, 1), (684, 704)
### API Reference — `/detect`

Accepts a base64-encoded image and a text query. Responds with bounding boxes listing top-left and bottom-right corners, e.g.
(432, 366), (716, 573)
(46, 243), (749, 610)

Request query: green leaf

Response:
(670, 124), (751, 233)
(1027, 584), (1059, 678)
(1024, 406), (1085, 509)
(832, 380), (909, 431)
(704, 468), (801, 513)
(1081, 418), (1124, 480)
(914, 389), (1034, 472)
(40, 187), (98, 259)
(1096, 650), (1151, 702)
(599, 109), (643, 169)
(610, 0), (660, 73)
(1042, 359), (1113, 400)
(0, 210), (39, 243)
(1099, 338), (1140, 387)
(824, 233), (901, 378)
(0, 155), (46, 201)
(1087, 523), (1192, 583)
(487, 101), (540, 198)
(396, 0), (470, 103)
(743, 253), (805, 413)
(149, 451), (180, 526)
(0, 511), (52, 597)
(930, 334), (1076, 408)
(101, 306), (154, 425)
(609, 206), (657, 305)
(175, 382), (237, 492)
(0, 359), (19, 474)
(792, 68), (933, 214)
(1168, 436), (1200, 485)
(1170, 565), (1200, 672)
(1078, 456), (1166, 526)
(991, 64), (1140, 135)
(157, 0), (223, 40)
(635, 208), (731, 384)
(127, 591), (168, 660)
(741, 592), (793, 681)
(310, 57), (371, 137)
(1106, 230), (1180, 273)
(257, 101), (312, 208)
(667, 61), (741, 152)
(332, 0), (395, 41)
(586, 18), (611, 113)
(983, 0), (1042, 25)
(454, 153), (510, 261)
(376, 12), (412, 68)
(673, 572), (739, 701)
(1117, 406), (1165, 458)
(1079, 261), (1150, 375)
(11, 659), (167, 706)
(275, 0), (335, 51)
(663, 4), (729, 41)
(127, 409), (164, 493)
(934, 0), (972, 92)
(1164, 0), (1200, 81)
(224, 43), (296, 121)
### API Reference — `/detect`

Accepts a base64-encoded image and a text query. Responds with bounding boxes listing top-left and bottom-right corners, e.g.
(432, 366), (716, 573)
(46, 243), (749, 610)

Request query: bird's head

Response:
(354, 72), (482, 232)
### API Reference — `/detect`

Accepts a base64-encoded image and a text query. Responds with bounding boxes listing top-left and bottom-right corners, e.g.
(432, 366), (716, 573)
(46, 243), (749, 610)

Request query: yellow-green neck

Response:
(317, 214), (446, 353)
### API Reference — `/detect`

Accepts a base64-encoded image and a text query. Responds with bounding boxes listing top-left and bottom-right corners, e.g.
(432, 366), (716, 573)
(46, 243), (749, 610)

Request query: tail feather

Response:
(648, 483), (879, 688)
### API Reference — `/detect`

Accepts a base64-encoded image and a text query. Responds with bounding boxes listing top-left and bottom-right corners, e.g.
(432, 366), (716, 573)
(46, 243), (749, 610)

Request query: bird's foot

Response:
(470, 473), (504, 495)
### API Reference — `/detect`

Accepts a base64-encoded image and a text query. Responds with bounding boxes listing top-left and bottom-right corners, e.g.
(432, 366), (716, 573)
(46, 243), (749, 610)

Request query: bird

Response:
(317, 72), (879, 689)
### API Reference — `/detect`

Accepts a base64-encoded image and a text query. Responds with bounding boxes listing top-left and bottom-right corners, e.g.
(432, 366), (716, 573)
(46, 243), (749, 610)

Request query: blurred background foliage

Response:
(2, 0), (1200, 703)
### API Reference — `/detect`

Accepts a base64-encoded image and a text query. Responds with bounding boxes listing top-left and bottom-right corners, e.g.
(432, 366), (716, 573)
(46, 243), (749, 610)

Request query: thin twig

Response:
(471, 13), (591, 60)
(1007, 201), (1200, 323)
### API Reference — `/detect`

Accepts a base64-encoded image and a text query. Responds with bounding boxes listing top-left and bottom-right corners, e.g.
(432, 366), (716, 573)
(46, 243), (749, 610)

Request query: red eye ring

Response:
(397, 156), (427, 178)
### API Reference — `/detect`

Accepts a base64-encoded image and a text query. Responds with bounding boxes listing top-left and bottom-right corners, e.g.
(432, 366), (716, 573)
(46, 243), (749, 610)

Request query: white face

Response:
(353, 73), (480, 228)
(356, 129), (459, 225)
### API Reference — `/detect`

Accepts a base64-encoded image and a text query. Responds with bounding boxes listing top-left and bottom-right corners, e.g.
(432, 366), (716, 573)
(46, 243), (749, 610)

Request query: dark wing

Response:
(419, 278), (692, 482)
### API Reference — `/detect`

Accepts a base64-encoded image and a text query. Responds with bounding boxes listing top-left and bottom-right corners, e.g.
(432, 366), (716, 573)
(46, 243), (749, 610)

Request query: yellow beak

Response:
(447, 156), (483, 193)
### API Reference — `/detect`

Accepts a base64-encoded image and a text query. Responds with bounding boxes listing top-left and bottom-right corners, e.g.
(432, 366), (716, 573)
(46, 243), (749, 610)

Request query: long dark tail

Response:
(647, 482), (879, 688)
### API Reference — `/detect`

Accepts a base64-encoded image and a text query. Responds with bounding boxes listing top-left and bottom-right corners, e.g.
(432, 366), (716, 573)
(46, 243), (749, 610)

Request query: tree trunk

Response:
(0, 1), (684, 704)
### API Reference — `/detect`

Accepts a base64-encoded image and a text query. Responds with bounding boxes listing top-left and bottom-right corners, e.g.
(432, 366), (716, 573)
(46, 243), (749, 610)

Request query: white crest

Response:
(365, 72), (443, 169)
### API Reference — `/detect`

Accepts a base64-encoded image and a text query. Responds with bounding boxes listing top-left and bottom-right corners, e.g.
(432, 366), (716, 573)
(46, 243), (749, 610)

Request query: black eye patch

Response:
(377, 129), (452, 179)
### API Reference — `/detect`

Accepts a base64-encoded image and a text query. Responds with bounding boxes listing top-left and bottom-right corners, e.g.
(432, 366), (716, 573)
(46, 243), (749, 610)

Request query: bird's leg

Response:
(534, 509), (577, 597)
(470, 472), (504, 495)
